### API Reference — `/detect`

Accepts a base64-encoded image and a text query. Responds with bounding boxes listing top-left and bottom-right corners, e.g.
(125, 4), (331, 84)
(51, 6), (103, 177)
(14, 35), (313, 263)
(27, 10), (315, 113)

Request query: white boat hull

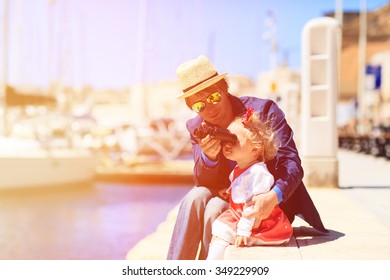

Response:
(0, 148), (96, 189)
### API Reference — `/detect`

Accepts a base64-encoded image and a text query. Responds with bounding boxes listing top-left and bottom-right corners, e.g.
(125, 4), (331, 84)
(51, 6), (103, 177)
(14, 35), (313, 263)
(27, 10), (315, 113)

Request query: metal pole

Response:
(131, 0), (148, 122)
(265, 10), (277, 71)
(335, 0), (343, 99)
(3, 0), (9, 136)
(357, 0), (367, 134)
(335, 0), (343, 25)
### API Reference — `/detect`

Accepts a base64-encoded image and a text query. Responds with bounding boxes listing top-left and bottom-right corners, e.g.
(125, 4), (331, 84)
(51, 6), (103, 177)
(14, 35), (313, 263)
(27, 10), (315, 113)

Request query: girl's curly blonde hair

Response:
(233, 110), (279, 162)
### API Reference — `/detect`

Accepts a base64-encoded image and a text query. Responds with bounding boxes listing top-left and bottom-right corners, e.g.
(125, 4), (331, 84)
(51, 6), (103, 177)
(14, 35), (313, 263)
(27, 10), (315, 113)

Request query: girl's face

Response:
(222, 122), (256, 164)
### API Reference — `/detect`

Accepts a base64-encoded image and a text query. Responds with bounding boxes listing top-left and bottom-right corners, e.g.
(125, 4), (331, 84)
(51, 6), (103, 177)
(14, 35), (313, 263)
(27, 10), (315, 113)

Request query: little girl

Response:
(207, 107), (293, 259)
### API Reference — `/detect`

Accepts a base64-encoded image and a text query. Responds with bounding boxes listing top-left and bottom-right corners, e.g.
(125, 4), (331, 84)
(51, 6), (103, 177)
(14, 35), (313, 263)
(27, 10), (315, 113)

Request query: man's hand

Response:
(199, 135), (221, 161)
(234, 235), (248, 247)
(243, 190), (278, 228)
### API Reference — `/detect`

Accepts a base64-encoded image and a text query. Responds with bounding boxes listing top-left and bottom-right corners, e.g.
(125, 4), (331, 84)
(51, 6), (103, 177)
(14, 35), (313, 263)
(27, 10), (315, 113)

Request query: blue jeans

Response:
(167, 186), (229, 260)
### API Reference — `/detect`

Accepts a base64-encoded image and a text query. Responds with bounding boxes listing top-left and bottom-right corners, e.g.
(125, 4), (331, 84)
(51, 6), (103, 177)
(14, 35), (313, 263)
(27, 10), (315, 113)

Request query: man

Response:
(167, 55), (327, 260)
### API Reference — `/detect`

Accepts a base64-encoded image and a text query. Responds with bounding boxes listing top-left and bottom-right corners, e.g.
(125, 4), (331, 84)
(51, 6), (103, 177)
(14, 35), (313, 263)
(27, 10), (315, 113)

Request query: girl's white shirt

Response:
(228, 162), (274, 204)
(228, 162), (275, 237)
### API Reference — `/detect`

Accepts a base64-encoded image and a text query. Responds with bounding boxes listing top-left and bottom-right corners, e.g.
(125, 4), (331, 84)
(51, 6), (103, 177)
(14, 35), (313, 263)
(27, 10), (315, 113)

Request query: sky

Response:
(1, 0), (389, 89)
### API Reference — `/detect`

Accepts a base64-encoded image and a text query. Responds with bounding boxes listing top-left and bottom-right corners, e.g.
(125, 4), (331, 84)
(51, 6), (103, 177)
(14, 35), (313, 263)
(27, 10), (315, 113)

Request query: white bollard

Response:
(301, 17), (339, 188)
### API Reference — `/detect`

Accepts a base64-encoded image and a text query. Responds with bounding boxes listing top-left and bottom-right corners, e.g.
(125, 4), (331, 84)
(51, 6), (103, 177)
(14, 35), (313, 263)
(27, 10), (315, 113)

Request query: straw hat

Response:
(176, 55), (227, 99)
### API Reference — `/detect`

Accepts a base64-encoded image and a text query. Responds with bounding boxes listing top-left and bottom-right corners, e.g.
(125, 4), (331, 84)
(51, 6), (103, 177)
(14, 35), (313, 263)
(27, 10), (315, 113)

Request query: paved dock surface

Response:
(126, 149), (390, 260)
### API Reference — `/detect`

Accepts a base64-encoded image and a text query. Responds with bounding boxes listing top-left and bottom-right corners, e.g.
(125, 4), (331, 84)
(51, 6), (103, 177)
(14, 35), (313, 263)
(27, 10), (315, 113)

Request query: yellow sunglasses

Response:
(190, 92), (222, 113)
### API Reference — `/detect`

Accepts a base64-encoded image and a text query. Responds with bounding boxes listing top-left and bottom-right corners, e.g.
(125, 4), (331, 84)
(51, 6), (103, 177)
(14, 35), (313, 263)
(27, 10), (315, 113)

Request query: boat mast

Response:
(2, 0), (9, 136)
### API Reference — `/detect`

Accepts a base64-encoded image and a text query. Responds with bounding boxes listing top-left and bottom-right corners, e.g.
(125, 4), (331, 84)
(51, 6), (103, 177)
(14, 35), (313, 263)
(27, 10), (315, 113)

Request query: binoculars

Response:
(194, 124), (237, 143)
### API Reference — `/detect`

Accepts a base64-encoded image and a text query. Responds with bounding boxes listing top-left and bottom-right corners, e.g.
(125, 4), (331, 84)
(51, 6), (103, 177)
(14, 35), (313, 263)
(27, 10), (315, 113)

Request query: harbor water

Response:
(0, 182), (191, 260)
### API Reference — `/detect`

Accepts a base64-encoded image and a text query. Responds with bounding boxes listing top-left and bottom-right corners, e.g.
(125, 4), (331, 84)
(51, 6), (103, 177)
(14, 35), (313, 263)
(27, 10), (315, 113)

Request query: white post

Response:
(301, 17), (339, 188)
(279, 83), (300, 147)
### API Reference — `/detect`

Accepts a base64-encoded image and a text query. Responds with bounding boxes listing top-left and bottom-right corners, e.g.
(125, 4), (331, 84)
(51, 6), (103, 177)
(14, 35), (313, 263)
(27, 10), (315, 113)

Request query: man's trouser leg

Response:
(167, 187), (228, 260)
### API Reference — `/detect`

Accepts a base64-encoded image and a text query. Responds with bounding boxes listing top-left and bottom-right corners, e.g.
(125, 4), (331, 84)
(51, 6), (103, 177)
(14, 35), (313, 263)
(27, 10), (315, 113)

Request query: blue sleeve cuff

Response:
(201, 151), (218, 167)
(273, 185), (283, 203)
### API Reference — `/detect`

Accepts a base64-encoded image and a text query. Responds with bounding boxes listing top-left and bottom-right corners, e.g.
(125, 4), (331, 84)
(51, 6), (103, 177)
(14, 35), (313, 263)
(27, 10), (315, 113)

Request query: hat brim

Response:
(177, 72), (227, 99)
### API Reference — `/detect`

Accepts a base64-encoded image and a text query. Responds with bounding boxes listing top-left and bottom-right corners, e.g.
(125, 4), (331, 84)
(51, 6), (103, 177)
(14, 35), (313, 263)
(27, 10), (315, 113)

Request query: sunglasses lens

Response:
(207, 92), (222, 104)
(191, 101), (206, 113)
(190, 92), (221, 113)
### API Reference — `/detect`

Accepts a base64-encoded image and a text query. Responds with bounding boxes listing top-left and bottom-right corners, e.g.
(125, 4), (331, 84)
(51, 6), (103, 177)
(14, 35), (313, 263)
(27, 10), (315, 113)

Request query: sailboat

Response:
(0, 86), (96, 189)
(0, 0), (96, 189)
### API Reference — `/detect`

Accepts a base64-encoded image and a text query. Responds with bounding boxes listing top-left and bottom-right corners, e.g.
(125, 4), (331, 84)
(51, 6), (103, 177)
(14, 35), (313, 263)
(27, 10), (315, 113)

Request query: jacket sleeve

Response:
(264, 101), (304, 203)
(187, 121), (232, 193)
